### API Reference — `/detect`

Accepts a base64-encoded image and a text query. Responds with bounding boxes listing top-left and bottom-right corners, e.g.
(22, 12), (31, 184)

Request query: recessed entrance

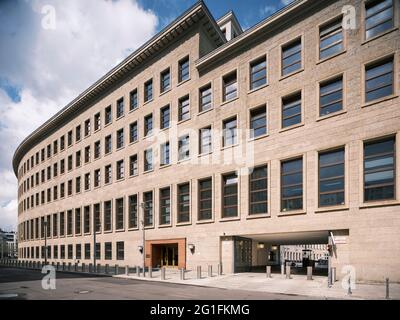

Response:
(145, 238), (186, 269)
(157, 244), (178, 267)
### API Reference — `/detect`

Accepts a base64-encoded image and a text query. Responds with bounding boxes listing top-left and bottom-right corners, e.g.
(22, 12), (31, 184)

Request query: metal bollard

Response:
(136, 265), (140, 277)
(142, 266), (146, 277)
(125, 265), (129, 275)
(386, 278), (390, 300)
(197, 266), (202, 279)
(307, 266), (313, 280)
(286, 265), (291, 279)
(105, 264), (109, 274)
(115, 264), (119, 275)
(148, 266), (152, 278)
(180, 268), (185, 280)
(266, 266), (271, 278)
(161, 266), (166, 280)
(208, 265), (213, 277)
(217, 263), (222, 276)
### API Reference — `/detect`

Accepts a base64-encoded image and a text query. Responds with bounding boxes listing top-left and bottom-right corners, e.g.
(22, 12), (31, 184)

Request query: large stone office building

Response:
(14, 0), (400, 282)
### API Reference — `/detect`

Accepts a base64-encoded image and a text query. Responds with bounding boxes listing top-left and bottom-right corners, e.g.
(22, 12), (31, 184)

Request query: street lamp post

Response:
(93, 211), (96, 273)
(140, 203), (146, 274)
(44, 220), (48, 266)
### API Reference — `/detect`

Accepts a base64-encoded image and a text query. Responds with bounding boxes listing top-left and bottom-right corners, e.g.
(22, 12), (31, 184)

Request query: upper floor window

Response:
(319, 16), (344, 60)
(250, 105), (267, 138)
(144, 114), (153, 137)
(178, 134), (190, 161)
(130, 89), (138, 111)
(47, 144), (51, 158)
(282, 91), (302, 128)
(84, 145), (91, 163)
(76, 125), (81, 142)
(143, 191), (153, 226)
(364, 136), (395, 201)
(105, 106), (112, 125)
(94, 112), (101, 131)
(116, 160), (124, 180)
(144, 148), (153, 172)
(160, 105), (170, 129)
(105, 135), (112, 154)
(84, 119), (91, 137)
(116, 97), (124, 118)
(319, 148), (345, 207)
(281, 37), (302, 76)
(128, 194), (138, 229)
(365, 0), (394, 40)
(249, 165), (268, 215)
(365, 56), (394, 102)
(199, 84), (212, 112)
(60, 136), (65, 151)
(144, 79), (153, 102)
(223, 116), (237, 147)
(84, 172), (91, 191)
(104, 200), (112, 232)
(115, 198), (124, 230)
(105, 164), (112, 184)
(129, 154), (138, 176)
(222, 172), (238, 218)
(177, 183), (190, 223)
(53, 140), (58, 154)
(160, 142), (170, 166)
(94, 140), (101, 159)
(159, 187), (171, 225)
(320, 75), (343, 116)
(250, 56), (267, 90)
(178, 95), (190, 121)
(198, 177), (212, 221)
(116, 128), (124, 149)
(160, 68), (171, 93)
(178, 56), (190, 83)
(199, 126), (212, 155)
(223, 71), (237, 102)
(94, 169), (101, 188)
(129, 121), (138, 143)
(281, 157), (303, 212)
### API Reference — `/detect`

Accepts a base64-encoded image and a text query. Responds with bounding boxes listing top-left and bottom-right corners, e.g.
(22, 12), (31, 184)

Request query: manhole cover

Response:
(74, 290), (91, 294)
(0, 293), (19, 299)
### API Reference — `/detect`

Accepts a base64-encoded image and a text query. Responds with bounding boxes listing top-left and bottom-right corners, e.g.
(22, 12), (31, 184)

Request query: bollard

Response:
(115, 264), (119, 275)
(266, 266), (271, 278)
(307, 266), (313, 280)
(142, 266), (146, 277)
(281, 264), (285, 277)
(217, 263), (222, 276)
(105, 264), (109, 274)
(74, 263), (78, 272)
(286, 265), (291, 279)
(208, 265), (213, 277)
(197, 266), (202, 279)
(148, 266), (152, 278)
(386, 278), (390, 300)
(125, 265), (129, 275)
(136, 265), (140, 277)
(180, 268), (185, 280)
(161, 266), (166, 280)
(331, 267), (336, 284)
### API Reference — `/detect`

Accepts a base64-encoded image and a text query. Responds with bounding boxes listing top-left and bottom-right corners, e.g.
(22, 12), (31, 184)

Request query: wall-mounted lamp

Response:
(188, 243), (195, 254)
(138, 245), (143, 254)
(257, 243), (265, 249)
(271, 245), (278, 251)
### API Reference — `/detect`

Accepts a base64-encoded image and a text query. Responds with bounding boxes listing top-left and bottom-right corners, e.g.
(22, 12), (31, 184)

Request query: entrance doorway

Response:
(146, 238), (186, 269)
(159, 244), (178, 267)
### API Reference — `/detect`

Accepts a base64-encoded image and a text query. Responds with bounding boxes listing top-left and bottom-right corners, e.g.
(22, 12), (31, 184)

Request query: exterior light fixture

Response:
(138, 245), (143, 253)
(257, 243), (265, 249)
(271, 245), (278, 251)
(188, 243), (195, 253)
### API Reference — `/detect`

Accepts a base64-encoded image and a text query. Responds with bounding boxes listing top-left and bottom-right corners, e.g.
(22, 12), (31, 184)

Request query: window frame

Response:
(222, 70), (238, 103)
(249, 55), (267, 91)
(279, 35), (304, 79)
(221, 172), (239, 219)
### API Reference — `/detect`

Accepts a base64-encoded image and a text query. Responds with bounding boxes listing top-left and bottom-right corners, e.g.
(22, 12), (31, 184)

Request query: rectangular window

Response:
(68, 155), (73, 171)
(115, 198), (124, 230)
(105, 105), (112, 125)
(178, 135), (190, 161)
(281, 157), (303, 211)
(105, 135), (112, 154)
(85, 145), (91, 163)
(53, 213), (58, 237)
(68, 244), (73, 260)
(199, 126), (212, 155)
(250, 57), (267, 90)
(94, 203), (101, 232)
(105, 242), (112, 260)
(94, 169), (101, 187)
(116, 97), (124, 118)
(53, 245), (58, 259)
(319, 17), (344, 60)
(160, 68), (171, 93)
(223, 71), (237, 102)
(75, 176), (81, 193)
(160, 142), (170, 166)
(75, 208), (81, 235)
(222, 173), (238, 218)
(76, 125), (81, 142)
(319, 148), (345, 207)
(60, 212), (65, 236)
(199, 84), (212, 112)
(365, 57), (393, 102)
(53, 140), (58, 154)
(223, 117), (237, 147)
(60, 136), (65, 150)
(67, 210), (73, 235)
(76, 244), (82, 260)
(250, 106), (267, 138)
(75, 150), (81, 167)
(94, 140), (101, 159)
(320, 76), (343, 116)
(67, 180), (72, 196)
(144, 114), (153, 136)
(144, 79), (153, 102)
(179, 56), (190, 82)
(47, 144), (51, 158)
(60, 182), (65, 198)
(116, 128), (124, 149)
(84, 205), (90, 234)
(144, 149), (153, 171)
(67, 131), (73, 147)
(128, 194), (138, 229)
(282, 91), (302, 128)
(178, 95), (190, 121)
(105, 164), (112, 184)
(85, 243), (90, 260)
(129, 121), (138, 143)
(117, 242), (124, 260)
(94, 112), (101, 131)
(159, 187), (171, 225)
(60, 245), (65, 259)
(95, 243), (101, 260)
(249, 165), (268, 215)
(84, 173), (90, 190)
(143, 191), (153, 227)
(282, 38), (302, 76)
(365, 0), (394, 40)
(130, 89), (138, 111)
(129, 154), (138, 176)
(84, 119), (91, 137)
(104, 200), (112, 231)
(160, 105), (170, 129)
(198, 178), (212, 220)
(364, 136), (395, 201)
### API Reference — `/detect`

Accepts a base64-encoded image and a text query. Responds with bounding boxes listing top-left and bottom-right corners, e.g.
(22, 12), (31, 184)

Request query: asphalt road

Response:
(0, 266), (322, 300)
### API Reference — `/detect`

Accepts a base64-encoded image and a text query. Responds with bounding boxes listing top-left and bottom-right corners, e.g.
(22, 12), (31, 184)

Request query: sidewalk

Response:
(114, 269), (400, 300)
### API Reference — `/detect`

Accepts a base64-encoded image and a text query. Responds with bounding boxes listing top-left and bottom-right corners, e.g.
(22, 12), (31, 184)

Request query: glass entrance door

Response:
(160, 244), (178, 267)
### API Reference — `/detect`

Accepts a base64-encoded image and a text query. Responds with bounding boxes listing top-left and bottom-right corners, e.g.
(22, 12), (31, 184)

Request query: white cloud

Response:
(281, 0), (295, 6)
(0, 0), (158, 231)
(260, 5), (277, 17)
